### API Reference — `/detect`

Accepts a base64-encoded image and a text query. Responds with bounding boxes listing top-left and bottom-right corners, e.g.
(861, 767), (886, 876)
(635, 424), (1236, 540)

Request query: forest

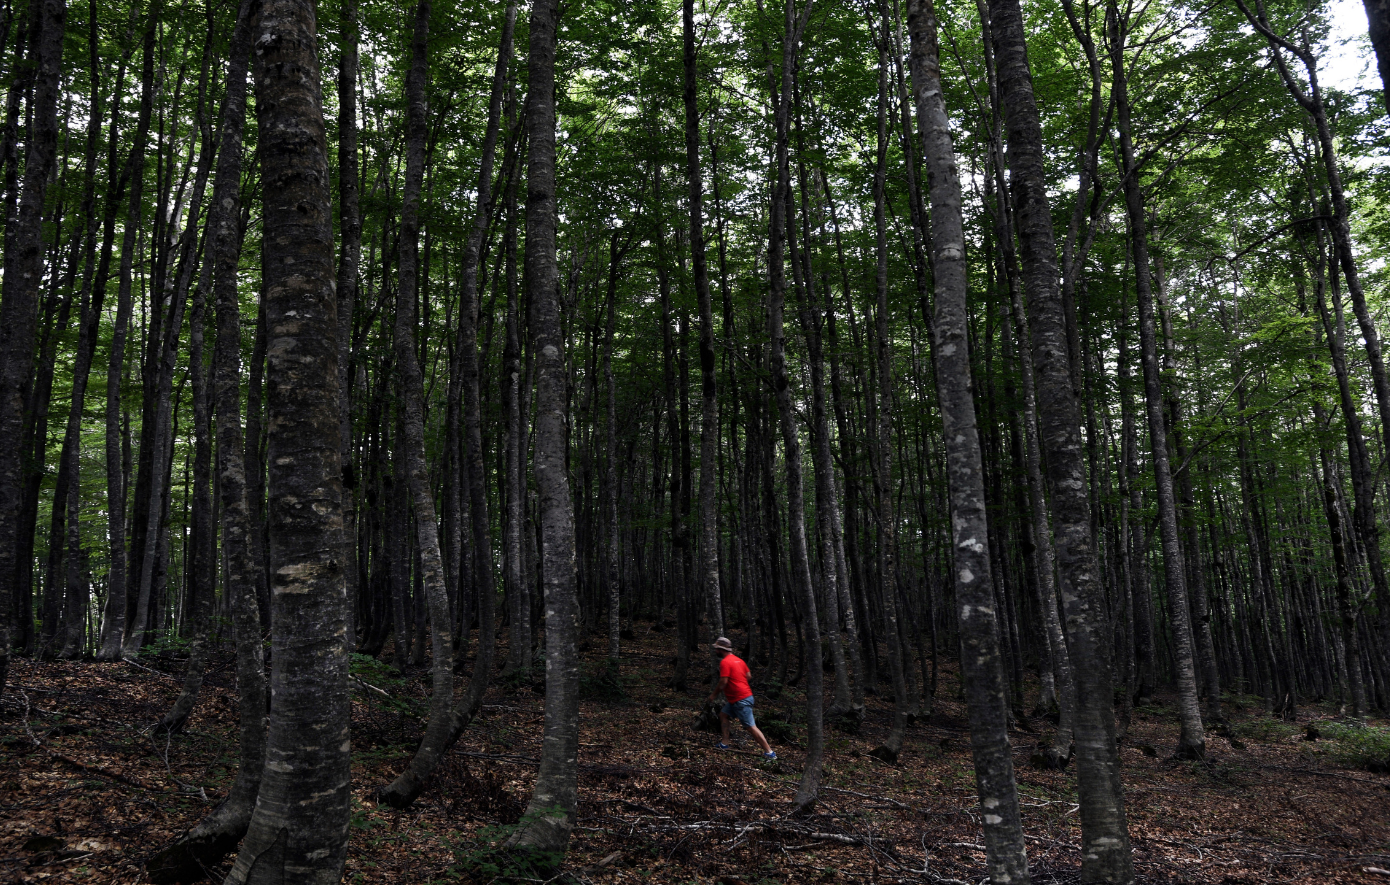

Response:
(1, 0), (1389, 880)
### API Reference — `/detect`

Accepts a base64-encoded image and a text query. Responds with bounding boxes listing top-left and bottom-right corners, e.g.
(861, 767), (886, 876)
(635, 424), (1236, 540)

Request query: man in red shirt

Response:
(705, 636), (776, 759)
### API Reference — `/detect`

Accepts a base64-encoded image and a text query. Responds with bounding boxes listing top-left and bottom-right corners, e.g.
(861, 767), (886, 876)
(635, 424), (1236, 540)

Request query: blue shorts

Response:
(722, 695), (756, 728)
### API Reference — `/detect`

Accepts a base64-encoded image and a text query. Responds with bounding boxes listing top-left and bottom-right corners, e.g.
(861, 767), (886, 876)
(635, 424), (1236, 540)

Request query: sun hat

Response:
(712, 637), (733, 652)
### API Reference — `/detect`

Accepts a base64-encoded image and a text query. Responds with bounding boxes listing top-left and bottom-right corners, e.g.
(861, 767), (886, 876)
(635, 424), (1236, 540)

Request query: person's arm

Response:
(706, 676), (729, 704)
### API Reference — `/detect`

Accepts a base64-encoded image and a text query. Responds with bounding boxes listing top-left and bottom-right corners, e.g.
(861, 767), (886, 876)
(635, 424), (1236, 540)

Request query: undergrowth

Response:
(1318, 720), (1390, 772)
(1235, 716), (1300, 743)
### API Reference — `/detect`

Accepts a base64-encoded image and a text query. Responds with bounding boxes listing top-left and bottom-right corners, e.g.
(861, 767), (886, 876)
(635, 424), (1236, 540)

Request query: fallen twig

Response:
(350, 675), (395, 700)
(121, 658), (179, 680)
(821, 785), (910, 809)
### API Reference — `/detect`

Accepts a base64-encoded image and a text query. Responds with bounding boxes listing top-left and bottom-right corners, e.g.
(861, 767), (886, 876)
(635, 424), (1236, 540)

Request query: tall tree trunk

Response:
(763, 0), (824, 814)
(603, 231), (625, 663)
(1107, 2), (1204, 759)
(976, 15), (1077, 751)
(790, 78), (854, 722)
(377, 0), (458, 810)
(245, 278), (271, 635)
(380, 0), (513, 809)
(54, 8), (121, 659)
(127, 49), (219, 659)
(685, 0), (724, 654)
(1311, 243), (1373, 716)
(159, 28), (220, 727)
(503, 0), (579, 861)
(97, 10), (158, 661)
(814, 168), (868, 711)
(655, 159), (691, 691)
(986, 0), (1135, 877)
(147, 4), (266, 876)
(1005, 233), (1076, 767)
(905, 2), (1029, 880)
(159, 253), (214, 734)
(1117, 283), (1155, 703)
(226, 0), (351, 877)
(336, 0), (362, 655)
(502, 122), (531, 677)
(0, 0), (61, 691)
(1154, 256), (1222, 727)
(868, 40), (912, 766)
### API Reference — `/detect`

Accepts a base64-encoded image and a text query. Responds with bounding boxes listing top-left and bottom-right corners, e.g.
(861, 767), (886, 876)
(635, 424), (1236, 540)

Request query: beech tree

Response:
(502, 0), (580, 860)
(225, 0), (351, 879)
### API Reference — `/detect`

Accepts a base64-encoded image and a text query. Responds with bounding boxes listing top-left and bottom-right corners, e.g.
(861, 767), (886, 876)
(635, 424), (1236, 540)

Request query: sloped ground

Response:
(1, 627), (1387, 884)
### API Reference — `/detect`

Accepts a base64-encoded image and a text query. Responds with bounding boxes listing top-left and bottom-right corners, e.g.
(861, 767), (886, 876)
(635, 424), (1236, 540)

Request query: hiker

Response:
(705, 637), (777, 760)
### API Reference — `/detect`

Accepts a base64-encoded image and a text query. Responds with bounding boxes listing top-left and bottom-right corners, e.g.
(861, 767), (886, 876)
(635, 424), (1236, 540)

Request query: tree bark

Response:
(0, 0), (61, 692)
(1154, 256), (1222, 727)
(147, 4), (266, 876)
(603, 231), (626, 663)
(905, 2), (1029, 880)
(986, 0), (1135, 877)
(377, 0), (459, 811)
(97, 9), (158, 661)
(336, 0), (362, 655)
(763, 0), (824, 814)
(54, 8), (121, 660)
(685, 0), (725, 655)
(127, 48), (220, 660)
(503, 0), (580, 861)
(380, 0), (513, 809)
(868, 40), (912, 766)
(501, 121), (531, 677)
(976, 17), (1077, 753)
(790, 78), (855, 723)
(655, 158), (691, 691)
(159, 27), (220, 727)
(1106, 1), (1205, 759)
(1311, 243), (1373, 716)
(226, 0), (351, 877)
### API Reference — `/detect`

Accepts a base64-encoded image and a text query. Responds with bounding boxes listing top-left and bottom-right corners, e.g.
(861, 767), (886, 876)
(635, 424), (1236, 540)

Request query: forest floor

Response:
(1, 628), (1388, 885)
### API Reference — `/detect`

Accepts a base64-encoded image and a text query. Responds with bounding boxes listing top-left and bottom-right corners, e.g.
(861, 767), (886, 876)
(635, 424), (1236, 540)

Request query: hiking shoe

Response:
(715, 742), (730, 750)
(763, 751), (777, 760)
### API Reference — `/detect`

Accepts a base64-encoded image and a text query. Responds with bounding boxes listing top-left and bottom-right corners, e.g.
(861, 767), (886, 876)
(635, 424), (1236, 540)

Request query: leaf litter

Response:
(1, 630), (1387, 884)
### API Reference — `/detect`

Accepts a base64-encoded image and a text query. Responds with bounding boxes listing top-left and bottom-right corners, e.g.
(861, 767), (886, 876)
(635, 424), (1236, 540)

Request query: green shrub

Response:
(1235, 716), (1300, 743)
(349, 653), (424, 716)
(1319, 720), (1390, 772)
(350, 653), (408, 690)
(451, 817), (567, 883)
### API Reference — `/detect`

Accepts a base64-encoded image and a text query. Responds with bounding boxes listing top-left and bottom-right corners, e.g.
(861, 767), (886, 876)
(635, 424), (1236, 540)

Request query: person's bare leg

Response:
(747, 724), (772, 754)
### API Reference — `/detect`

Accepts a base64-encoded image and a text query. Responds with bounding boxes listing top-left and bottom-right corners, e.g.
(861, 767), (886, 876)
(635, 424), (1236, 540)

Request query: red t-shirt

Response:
(719, 653), (753, 703)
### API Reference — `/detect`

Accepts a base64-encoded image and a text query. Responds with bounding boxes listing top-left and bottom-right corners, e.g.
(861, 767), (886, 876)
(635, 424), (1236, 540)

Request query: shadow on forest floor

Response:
(2, 627), (1388, 884)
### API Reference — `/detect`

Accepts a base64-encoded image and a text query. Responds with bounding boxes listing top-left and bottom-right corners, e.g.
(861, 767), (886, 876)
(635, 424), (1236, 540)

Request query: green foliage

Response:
(1133, 702), (1178, 722)
(349, 653), (409, 691)
(450, 813), (569, 884)
(137, 632), (196, 659)
(1235, 716), (1300, 743)
(1318, 721), (1390, 772)
(349, 654), (425, 717)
